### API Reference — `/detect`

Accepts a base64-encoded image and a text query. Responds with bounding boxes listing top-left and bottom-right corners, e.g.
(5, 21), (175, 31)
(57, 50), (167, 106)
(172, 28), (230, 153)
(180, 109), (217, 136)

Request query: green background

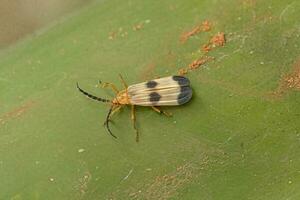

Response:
(0, 0), (299, 199)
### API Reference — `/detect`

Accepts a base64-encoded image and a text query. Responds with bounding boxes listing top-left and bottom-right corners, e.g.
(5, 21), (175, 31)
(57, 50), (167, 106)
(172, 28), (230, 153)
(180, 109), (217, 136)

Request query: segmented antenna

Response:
(105, 106), (117, 138)
(76, 82), (111, 103)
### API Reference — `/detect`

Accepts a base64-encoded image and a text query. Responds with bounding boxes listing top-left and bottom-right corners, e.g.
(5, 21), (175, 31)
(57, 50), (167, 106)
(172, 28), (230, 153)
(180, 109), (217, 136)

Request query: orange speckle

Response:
(202, 44), (212, 53)
(180, 26), (201, 43)
(201, 20), (211, 32)
(108, 31), (117, 40)
(178, 56), (214, 76)
(188, 57), (212, 70)
(269, 59), (300, 99)
(180, 20), (212, 43)
(211, 32), (226, 47)
(284, 65), (300, 90)
(202, 32), (226, 52)
(178, 68), (188, 76)
(133, 23), (144, 31)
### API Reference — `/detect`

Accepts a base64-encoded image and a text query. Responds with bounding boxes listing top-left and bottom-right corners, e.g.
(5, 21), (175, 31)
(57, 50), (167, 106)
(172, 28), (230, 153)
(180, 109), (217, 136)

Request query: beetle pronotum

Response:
(77, 75), (192, 141)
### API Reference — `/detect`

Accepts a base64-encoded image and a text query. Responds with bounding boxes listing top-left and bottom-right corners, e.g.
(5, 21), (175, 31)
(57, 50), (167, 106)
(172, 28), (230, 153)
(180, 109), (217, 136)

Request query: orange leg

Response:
(119, 74), (128, 89)
(131, 105), (139, 142)
(110, 105), (122, 118)
(151, 106), (172, 117)
(97, 81), (119, 94)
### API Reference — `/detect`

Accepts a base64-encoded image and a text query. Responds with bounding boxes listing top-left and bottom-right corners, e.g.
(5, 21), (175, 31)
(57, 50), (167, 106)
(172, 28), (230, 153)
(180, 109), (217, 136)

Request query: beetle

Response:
(77, 75), (192, 141)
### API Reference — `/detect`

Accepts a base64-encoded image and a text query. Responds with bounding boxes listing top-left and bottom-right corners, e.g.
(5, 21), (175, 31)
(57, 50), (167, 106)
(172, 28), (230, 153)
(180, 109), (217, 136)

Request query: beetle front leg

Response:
(97, 81), (119, 94)
(118, 74), (128, 89)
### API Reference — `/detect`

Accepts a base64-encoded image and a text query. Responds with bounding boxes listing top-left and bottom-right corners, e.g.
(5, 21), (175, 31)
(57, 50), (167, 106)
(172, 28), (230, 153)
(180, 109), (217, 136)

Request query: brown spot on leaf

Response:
(284, 64), (300, 90)
(0, 101), (35, 125)
(269, 59), (300, 99)
(127, 162), (204, 200)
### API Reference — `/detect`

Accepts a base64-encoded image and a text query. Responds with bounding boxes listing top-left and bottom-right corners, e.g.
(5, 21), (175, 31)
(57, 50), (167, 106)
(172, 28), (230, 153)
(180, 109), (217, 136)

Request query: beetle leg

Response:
(151, 106), (172, 117)
(118, 74), (128, 89)
(97, 80), (119, 94)
(131, 105), (139, 142)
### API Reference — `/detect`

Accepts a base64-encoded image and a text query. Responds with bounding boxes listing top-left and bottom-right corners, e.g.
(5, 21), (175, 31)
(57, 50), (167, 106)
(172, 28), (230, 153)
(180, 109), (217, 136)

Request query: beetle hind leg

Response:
(131, 105), (139, 142)
(151, 106), (172, 117)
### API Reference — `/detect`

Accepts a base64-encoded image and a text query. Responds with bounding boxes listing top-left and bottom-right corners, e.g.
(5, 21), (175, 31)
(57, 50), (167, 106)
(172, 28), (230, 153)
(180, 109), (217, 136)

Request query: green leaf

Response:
(1, 0), (300, 199)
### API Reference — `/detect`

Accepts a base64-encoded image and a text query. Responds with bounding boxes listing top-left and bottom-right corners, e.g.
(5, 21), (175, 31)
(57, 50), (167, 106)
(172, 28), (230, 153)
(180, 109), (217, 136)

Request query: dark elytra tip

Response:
(172, 76), (190, 86)
(146, 80), (158, 88)
(177, 86), (193, 105)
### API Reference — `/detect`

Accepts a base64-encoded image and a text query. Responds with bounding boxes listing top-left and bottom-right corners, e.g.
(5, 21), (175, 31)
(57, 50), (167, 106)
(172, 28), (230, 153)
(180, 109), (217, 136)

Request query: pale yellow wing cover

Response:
(128, 76), (192, 106)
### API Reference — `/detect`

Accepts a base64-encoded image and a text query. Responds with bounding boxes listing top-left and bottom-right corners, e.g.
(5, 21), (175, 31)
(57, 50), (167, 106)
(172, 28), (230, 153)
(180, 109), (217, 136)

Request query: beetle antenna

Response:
(105, 106), (117, 138)
(77, 82), (111, 103)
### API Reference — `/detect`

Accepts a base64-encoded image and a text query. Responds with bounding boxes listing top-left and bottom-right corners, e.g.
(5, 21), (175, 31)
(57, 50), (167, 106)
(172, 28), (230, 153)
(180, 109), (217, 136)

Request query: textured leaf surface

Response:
(0, 0), (300, 199)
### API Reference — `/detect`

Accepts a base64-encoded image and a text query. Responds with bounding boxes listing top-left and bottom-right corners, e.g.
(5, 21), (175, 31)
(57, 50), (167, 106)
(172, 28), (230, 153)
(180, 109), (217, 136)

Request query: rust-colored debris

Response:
(202, 44), (212, 53)
(285, 75), (300, 90)
(178, 68), (188, 76)
(202, 32), (226, 53)
(180, 20), (212, 43)
(180, 26), (201, 43)
(109, 20), (151, 40)
(188, 57), (209, 70)
(178, 56), (214, 75)
(211, 32), (226, 46)
(201, 20), (211, 32)
(178, 28), (226, 75)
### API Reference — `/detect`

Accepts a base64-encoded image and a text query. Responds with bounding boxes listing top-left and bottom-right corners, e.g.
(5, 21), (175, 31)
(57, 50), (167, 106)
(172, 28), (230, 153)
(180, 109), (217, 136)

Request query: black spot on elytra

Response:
(146, 80), (158, 88)
(177, 86), (192, 105)
(149, 92), (161, 103)
(172, 76), (190, 86)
